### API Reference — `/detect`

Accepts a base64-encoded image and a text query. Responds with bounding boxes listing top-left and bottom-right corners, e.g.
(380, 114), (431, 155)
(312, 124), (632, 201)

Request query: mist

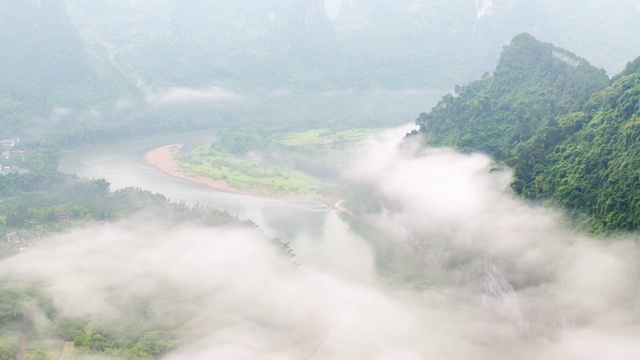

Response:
(2, 127), (639, 359)
(145, 86), (242, 106)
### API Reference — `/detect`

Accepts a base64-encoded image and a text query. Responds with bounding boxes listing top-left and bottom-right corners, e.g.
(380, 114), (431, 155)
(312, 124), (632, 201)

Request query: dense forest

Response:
(417, 33), (640, 232)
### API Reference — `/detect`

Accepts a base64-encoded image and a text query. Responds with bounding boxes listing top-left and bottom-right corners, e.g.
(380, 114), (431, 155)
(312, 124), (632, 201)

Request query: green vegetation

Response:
(0, 170), (296, 358)
(0, 173), (300, 359)
(417, 33), (640, 233)
(517, 65), (640, 232)
(277, 128), (380, 148)
(417, 33), (608, 160)
(0, 134), (260, 260)
(0, 171), (251, 260)
(178, 144), (325, 199)
(174, 128), (382, 201)
(0, 282), (178, 359)
(0, 283), (52, 360)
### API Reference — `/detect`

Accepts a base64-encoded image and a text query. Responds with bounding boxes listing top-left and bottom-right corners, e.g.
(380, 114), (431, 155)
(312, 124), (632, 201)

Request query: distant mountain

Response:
(0, 0), (138, 136)
(271, 0), (338, 62)
(334, 0), (640, 88)
(63, 0), (640, 91)
(537, 0), (640, 75)
(65, 0), (339, 88)
(416, 33), (640, 232)
(3, 0), (639, 139)
(334, 0), (480, 87)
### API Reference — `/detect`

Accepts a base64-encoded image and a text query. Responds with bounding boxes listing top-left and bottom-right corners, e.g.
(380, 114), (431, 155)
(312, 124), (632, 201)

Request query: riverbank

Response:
(143, 144), (240, 194)
(144, 144), (345, 210)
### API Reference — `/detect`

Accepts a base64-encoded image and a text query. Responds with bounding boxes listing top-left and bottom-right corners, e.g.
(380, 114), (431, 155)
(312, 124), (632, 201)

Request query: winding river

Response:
(58, 132), (376, 278)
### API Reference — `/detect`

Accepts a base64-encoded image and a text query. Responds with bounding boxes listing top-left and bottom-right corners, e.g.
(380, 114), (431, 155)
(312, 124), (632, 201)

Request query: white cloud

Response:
(146, 86), (241, 105)
(49, 107), (72, 121)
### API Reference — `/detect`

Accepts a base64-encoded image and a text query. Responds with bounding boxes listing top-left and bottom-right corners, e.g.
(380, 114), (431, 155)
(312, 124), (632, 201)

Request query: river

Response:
(58, 132), (376, 279)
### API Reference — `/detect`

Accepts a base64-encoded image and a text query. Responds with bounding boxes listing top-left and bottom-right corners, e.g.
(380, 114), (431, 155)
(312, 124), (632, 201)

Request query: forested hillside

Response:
(521, 63), (640, 231)
(417, 33), (640, 233)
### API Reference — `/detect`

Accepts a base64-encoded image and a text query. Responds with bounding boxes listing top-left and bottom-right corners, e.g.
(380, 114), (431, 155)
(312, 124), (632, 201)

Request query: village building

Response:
(0, 137), (30, 175)
(5, 232), (20, 243)
(0, 165), (29, 175)
(56, 213), (71, 222)
(0, 137), (19, 150)
(0, 139), (16, 149)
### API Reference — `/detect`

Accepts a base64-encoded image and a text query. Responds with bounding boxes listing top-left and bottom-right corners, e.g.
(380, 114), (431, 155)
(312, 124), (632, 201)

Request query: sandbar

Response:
(143, 144), (240, 193)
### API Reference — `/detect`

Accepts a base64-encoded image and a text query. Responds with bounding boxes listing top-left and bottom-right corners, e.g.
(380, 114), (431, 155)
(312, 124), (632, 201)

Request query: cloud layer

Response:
(146, 86), (241, 105)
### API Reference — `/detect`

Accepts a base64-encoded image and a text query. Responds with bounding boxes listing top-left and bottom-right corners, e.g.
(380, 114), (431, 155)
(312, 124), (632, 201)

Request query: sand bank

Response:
(143, 144), (239, 193)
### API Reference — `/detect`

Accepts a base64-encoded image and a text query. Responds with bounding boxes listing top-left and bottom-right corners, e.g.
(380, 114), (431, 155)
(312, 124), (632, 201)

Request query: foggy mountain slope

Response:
(65, 0), (339, 88)
(340, 130), (640, 359)
(334, 0), (640, 88)
(333, 0), (480, 87)
(271, 0), (338, 62)
(63, 0), (640, 91)
(417, 33), (640, 232)
(0, 0), (139, 137)
(328, 0), (640, 88)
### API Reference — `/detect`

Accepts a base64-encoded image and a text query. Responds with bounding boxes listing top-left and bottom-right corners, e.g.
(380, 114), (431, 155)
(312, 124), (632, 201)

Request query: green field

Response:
(177, 146), (324, 198)
(276, 128), (381, 147)
(174, 128), (382, 201)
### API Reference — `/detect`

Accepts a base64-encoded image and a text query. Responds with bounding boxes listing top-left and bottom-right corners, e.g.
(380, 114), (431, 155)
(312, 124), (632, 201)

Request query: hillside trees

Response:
(417, 33), (640, 232)
(417, 33), (608, 159)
